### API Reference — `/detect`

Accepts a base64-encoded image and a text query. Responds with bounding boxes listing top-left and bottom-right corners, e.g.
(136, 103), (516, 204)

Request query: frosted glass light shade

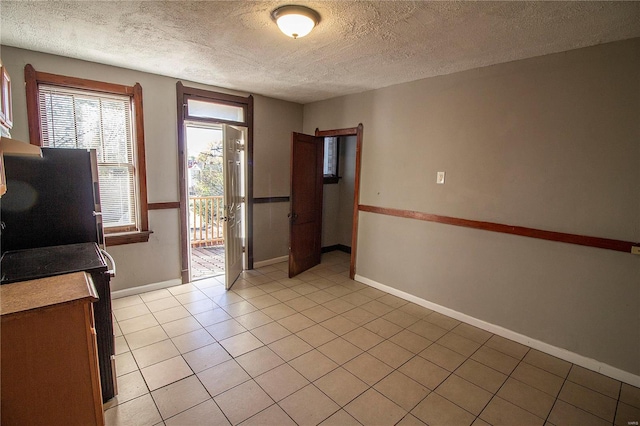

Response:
(271, 5), (320, 39)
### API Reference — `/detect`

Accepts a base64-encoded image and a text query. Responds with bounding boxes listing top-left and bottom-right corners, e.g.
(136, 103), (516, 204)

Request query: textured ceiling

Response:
(1, 1), (639, 104)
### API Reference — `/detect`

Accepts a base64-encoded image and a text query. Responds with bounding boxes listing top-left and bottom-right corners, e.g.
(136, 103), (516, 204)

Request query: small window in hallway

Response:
(323, 136), (339, 184)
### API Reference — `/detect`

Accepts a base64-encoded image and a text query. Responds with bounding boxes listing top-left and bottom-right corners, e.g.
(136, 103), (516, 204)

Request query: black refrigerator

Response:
(1, 147), (117, 402)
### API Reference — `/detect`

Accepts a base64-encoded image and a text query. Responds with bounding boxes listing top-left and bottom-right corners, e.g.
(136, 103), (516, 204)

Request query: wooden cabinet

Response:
(0, 59), (13, 136)
(0, 272), (105, 426)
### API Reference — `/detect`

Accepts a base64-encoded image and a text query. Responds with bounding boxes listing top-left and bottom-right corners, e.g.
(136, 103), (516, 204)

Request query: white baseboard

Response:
(254, 256), (288, 269)
(111, 278), (182, 299)
(355, 274), (640, 388)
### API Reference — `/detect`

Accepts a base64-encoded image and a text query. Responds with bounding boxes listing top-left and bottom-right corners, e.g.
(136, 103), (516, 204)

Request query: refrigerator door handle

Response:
(100, 248), (116, 277)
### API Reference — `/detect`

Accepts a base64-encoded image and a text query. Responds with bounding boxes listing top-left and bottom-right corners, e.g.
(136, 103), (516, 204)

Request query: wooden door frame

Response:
(176, 82), (254, 283)
(315, 124), (363, 279)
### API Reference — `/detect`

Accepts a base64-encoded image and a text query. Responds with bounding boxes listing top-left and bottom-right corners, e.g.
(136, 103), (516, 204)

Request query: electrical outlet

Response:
(437, 171), (445, 184)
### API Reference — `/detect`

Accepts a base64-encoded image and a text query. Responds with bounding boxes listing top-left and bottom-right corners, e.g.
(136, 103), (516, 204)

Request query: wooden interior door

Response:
(289, 132), (324, 278)
(223, 125), (244, 289)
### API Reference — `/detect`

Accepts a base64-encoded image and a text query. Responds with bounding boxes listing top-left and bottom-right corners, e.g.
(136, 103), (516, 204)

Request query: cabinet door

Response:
(0, 301), (104, 425)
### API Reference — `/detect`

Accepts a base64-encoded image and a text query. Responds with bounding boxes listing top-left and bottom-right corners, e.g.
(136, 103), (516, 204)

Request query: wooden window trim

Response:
(106, 230), (153, 246)
(24, 64), (149, 246)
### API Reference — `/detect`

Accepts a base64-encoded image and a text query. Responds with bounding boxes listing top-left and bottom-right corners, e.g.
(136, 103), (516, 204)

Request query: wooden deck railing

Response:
(190, 195), (224, 247)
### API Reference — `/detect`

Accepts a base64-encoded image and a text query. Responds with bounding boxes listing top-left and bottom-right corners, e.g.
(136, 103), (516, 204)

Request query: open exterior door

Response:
(289, 132), (324, 278)
(223, 125), (244, 289)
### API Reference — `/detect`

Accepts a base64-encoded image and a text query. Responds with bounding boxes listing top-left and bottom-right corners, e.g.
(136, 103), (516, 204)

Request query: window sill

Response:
(105, 230), (152, 246)
(323, 176), (340, 184)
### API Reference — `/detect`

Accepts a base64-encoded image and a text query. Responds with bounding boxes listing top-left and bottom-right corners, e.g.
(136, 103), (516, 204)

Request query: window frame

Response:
(24, 64), (150, 246)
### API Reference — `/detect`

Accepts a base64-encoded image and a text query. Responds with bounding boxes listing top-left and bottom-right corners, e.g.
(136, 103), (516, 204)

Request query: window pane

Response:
(187, 99), (244, 122)
(99, 165), (136, 227)
(39, 85), (137, 230)
(42, 92), (78, 148)
(101, 99), (132, 163)
(74, 96), (102, 153)
(324, 137), (338, 176)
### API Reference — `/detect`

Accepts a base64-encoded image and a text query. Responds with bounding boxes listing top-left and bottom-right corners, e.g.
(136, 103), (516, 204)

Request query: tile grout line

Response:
(108, 254), (634, 426)
(267, 261), (611, 425)
(434, 332), (502, 424)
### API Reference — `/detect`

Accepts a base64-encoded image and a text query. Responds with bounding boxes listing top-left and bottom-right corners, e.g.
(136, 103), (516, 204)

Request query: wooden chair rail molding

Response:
(358, 204), (640, 254)
(254, 196), (290, 204)
(148, 199), (290, 209)
(148, 202), (180, 210)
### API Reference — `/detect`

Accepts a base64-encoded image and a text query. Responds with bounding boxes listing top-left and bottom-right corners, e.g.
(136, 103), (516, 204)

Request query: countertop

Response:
(0, 272), (98, 316)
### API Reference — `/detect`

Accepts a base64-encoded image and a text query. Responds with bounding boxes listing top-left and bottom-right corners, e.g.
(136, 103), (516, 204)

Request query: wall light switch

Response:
(436, 171), (445, 184)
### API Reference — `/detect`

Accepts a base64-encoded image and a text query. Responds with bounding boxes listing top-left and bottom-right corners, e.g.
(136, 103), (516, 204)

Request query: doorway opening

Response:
(185, 123), (226, 280)
(176, 82), (253, 288)
(288, 125), (363, 279)
(316, 126), (362, 279)
(320, 134), (357, 256)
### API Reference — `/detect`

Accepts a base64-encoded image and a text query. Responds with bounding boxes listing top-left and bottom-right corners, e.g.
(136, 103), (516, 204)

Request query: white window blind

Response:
(38, 85), (138, 231)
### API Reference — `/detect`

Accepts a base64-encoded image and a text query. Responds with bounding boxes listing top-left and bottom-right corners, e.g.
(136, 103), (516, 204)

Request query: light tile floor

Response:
(106, 251), (640, 426)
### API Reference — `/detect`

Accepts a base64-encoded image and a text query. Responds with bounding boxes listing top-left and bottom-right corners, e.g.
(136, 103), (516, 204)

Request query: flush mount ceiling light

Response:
(271, 5), (320, 39)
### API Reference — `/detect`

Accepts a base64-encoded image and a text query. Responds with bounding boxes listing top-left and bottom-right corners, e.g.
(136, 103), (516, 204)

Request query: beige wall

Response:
(1, 46), (302, 290)
(303, 39), (640, 377)
(322, 184), (340, 247)
(252, 96), (302, 262)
